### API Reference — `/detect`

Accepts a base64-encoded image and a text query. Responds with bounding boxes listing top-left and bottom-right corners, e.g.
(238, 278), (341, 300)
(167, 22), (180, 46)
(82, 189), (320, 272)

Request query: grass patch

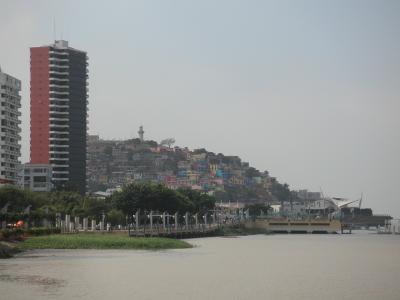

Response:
(17, 233), (192, 251)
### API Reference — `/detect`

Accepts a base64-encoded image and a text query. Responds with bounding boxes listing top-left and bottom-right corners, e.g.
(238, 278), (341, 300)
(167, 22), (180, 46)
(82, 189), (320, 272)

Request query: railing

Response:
(128, 223), (220, 237)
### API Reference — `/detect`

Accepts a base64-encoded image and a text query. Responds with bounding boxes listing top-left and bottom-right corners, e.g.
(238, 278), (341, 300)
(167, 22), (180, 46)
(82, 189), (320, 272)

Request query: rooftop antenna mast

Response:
(359, 192), (363, 209)
(53, 17), (56, 42)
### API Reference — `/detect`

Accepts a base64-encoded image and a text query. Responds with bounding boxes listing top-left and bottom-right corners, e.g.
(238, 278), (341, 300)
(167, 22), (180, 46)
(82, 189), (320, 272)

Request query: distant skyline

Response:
(1, 0), (399, 217)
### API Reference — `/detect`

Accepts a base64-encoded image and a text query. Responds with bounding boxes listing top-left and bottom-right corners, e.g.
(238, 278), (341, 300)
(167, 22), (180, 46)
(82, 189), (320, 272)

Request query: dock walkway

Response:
(128, 224), (220, 238)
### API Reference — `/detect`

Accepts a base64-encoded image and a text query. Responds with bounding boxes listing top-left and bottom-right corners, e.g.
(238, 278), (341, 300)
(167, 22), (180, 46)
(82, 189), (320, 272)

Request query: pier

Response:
(56, 210), (345, 237)
(128, 224), (220, 238)
(245, 218), (341, 234)
(377, 219), (400, 234)
(127, 211), (222, 238)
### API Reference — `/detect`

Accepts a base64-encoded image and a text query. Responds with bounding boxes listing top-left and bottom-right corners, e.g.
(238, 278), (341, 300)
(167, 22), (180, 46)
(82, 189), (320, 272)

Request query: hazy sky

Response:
(1, 0), (399, 217)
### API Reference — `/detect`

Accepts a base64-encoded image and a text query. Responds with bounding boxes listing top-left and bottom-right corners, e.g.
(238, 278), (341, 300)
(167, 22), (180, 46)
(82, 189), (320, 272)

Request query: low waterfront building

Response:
(270, 204), (281, 213)
(295, 189), (321, 201)
(93, 187), (121, 199)
(17, 163), (53, 192)
(281, 202), (306, 214)
(0, 178), (13, 186)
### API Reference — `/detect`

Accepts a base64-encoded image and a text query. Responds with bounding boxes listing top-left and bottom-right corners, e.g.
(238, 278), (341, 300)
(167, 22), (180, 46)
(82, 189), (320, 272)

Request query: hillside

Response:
(87, 135), (289, 204)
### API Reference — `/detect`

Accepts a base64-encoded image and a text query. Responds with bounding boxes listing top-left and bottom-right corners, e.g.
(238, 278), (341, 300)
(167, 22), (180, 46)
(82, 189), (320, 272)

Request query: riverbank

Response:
(0, 226), (266, 258)
(0, 233), (192, 258)
(0, 241), (20, 258)
(15, 233), (192, 251)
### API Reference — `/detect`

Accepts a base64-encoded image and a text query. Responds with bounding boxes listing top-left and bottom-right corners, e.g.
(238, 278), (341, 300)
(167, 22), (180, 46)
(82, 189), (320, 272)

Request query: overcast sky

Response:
(1, 0), (399, 217)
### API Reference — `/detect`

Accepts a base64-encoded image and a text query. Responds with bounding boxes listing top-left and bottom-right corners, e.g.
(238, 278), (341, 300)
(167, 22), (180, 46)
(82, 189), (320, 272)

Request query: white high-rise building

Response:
(0, 66), (21, 184)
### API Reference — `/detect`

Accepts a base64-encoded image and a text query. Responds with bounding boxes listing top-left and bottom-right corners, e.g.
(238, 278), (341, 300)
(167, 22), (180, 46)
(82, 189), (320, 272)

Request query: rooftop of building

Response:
(31, 40), (87, 54)
(0, 67), (21, 88)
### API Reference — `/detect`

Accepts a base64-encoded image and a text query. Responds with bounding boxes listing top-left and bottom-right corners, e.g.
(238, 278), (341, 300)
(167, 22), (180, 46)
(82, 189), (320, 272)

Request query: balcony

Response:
(49, 150), (69, 155)
(49, 104), (69, 109)
(50, 75), (69, 81)
(50, 110), (69, 115)
(50, 133), (69, 138)
(50, 91), (69, 96)
(52, 169), (69, 173)
(49, 96), (69, 101)
(49, 50), (69, 55)
(52, 177), (68, 181)
(50, 156), (69, 160)
(49, 117), (69, 122)
(49, 124), (69, 129)
(50, 78), (69, 83)
(49, 57), (69, 62)
(50, 84), (69, 88)
(49, 65), (69, 70)
(49, 128), (69, 133)
(49, 144), (69, 150)
(51, 163), (69, 167)
(49, 70), (69, 75)
(49, 101), (68, 106)
(49, 138), (69, 147)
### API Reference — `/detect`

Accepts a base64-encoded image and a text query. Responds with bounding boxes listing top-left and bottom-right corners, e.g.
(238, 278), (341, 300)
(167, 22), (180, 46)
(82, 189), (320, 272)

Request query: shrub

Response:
(0, 228), (24, 240)
(26, 227), (61, 236)
(0, 227), (60, 240)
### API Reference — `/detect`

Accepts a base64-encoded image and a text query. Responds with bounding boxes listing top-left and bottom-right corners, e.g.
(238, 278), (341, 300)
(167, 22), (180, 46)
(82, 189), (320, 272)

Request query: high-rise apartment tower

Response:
(30, 40), (88, 194)
(0, 67), (21, 184)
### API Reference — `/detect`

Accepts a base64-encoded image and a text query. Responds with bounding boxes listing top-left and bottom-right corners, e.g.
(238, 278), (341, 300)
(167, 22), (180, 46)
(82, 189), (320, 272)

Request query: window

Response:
(33, 176), (47, 183)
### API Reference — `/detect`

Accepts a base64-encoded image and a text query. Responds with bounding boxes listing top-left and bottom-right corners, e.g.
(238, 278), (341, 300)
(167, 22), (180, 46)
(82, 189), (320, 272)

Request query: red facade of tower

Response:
(30, 47), (50, 163)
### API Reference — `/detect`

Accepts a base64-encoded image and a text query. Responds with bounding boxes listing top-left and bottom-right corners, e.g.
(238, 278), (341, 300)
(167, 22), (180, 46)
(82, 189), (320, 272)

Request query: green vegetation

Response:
(0, 185), (101, 224)
(25, 227), (61, 236)
(244, 203), (272, 217)
(17, 234), (192, 250)
(0, 228), (61, 243)
(0, 228), (24, 240)
(270, 182), (291, 203)
(0, 183), (216, 226)
(112, 183), (215, 217)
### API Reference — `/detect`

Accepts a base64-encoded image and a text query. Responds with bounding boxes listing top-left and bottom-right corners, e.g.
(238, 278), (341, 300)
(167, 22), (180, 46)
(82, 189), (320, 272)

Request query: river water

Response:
(1, 232), (399, 300)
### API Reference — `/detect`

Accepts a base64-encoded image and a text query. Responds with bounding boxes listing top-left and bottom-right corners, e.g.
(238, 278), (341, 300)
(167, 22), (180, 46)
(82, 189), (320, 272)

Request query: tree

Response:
(193, 148), (207, 154)
(107, 209), (125, 226)
(113, 183), (163, 216)
(112, 183), (216, 217)
(81, 197), (109, 219)
(245, 203), (271, 217)
(47, 191), (84, 214)
(160, 138), (175, 148)
(0, 185), (27, 212)
(177, 188), (216, 214)
(270, 182), (291, 213)
(245, 167), (261, 178)
(144, 140), (158, 147)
